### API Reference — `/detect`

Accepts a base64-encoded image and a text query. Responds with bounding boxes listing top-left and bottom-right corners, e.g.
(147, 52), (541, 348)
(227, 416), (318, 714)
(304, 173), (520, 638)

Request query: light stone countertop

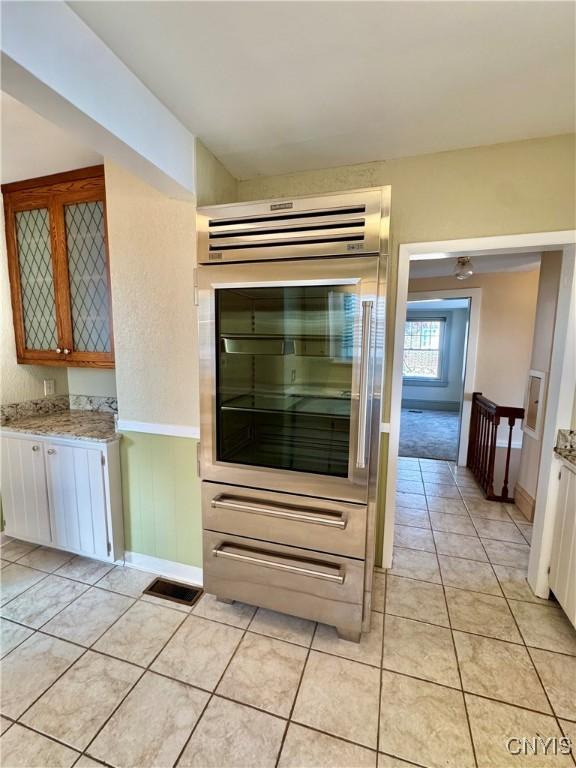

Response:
(555, 448), (576, 472)
(1, 410), (119, 443)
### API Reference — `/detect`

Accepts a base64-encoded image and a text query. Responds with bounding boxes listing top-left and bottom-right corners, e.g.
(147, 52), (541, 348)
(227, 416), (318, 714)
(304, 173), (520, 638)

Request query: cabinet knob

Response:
(63, 349), (70, 355)
(47, 448), (56, 455)
(32, 445), (40, 452)
(56, 348), (62, 354)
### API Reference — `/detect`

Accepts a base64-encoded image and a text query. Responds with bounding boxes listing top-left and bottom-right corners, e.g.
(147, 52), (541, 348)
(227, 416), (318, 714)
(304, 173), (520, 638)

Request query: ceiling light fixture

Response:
(454, 256), (474, 280)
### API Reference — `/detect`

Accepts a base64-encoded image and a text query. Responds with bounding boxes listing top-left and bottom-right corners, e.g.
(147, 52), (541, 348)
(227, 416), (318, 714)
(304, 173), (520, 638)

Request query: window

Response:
(403, 318), (446, 380)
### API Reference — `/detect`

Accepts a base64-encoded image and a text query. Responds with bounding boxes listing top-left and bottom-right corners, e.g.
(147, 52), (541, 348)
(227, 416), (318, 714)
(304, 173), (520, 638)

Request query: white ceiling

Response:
(1, 92), (102, 184)
(410, 251), (541, 279)
(69, 1), (575, 179)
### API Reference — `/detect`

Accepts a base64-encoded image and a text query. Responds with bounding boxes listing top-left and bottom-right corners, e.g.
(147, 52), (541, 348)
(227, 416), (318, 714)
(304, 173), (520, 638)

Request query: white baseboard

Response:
(121, 551), (203, 587)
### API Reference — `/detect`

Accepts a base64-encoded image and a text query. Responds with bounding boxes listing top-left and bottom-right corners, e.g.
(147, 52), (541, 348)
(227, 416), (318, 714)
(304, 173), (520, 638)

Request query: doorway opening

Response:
(383, 232), (575, 609)
(400, 296), (471, 463)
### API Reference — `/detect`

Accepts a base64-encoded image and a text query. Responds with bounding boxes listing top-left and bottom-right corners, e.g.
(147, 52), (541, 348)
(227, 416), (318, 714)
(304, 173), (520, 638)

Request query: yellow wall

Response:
(67, 368), (117, 397)
(195, 139), (238, 206)
(239, 135), (575, 242)
(120, 432), (202, 566)
(104, 160), (199, 427)
(409, 270), (540, 408)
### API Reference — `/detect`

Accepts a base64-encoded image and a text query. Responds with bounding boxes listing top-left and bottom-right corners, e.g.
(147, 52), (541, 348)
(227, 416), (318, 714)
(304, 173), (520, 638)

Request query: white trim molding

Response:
(117, 420), (200, 439)
(529, 245), (576, 598)
(404, 231), (576, 256)
(122, 551), (203, 587)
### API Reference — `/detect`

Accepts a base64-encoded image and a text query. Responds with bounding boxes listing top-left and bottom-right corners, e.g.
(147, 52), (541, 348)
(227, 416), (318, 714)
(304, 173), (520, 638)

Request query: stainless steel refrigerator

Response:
(197, 187), (390, 640)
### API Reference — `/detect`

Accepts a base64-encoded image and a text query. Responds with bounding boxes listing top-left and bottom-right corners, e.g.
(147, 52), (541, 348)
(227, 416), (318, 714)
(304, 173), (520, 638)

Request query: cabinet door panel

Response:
(65, 201), (111, 354)
(46, 443), (109, 559)
(14, 207), (59, 352)
(1, 437), (51, 543)
(550, 467), (576, 626)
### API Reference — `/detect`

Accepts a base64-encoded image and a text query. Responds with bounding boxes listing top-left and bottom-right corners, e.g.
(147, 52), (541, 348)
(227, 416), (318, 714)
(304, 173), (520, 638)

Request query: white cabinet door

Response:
(549, 464), (576, 627)
(1, 436), (52, 544)
(45, 442), (110, 559)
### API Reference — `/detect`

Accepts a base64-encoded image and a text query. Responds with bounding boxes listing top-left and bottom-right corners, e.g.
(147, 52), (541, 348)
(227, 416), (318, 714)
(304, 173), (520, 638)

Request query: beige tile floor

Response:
(1, 458), (575, 767)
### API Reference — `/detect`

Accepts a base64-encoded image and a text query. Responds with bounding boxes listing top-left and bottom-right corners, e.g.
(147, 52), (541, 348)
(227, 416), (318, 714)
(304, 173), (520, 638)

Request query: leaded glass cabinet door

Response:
(13, 207), (59, 355)
(3, 166), (114, 367)
(63, 199), (113, 360)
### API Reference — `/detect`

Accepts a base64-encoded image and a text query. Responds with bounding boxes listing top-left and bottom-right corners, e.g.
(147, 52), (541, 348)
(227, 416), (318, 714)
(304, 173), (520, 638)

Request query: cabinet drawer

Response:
(202, 482), (366, 559)
(203, 531), (364, 634)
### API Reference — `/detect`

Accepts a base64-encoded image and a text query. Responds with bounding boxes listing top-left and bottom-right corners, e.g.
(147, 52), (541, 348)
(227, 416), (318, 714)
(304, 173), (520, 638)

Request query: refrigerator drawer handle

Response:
(211, 496), (347, 529)
(356, 300), (373, 469)
(212, 545), (345, 584)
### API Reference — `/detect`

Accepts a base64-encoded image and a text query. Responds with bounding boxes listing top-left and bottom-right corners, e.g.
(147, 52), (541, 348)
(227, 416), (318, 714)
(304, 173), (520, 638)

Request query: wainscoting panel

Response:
(120, 432), (202, 568)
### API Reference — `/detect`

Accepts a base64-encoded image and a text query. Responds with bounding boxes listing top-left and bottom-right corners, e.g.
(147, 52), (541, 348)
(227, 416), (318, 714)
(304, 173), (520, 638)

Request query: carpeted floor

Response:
(399, 408), (461, 461)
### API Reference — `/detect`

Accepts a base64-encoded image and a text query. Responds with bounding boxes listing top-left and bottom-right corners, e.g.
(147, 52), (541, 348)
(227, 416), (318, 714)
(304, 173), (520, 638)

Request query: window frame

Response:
(402, 312), (451, 387)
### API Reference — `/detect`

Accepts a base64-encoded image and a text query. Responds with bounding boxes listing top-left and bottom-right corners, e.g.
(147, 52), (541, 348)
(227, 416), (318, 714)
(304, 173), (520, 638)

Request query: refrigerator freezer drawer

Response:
(202, 482), (367, 559)
(203, 530), (364, 635)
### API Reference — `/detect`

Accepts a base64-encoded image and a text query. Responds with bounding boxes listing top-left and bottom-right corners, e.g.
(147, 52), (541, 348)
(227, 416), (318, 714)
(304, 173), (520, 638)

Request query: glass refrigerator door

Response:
(199, 255), (380, 503)
(215, 284), (357, 477)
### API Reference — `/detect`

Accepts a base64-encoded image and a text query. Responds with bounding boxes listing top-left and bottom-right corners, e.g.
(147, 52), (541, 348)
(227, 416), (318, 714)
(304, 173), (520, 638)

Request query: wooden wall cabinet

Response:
(2, 166), (114, 368)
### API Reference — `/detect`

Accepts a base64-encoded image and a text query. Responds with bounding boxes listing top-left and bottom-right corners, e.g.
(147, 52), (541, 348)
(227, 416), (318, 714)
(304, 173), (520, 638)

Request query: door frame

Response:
(384, 230), (576, 602)
(406, 288), (481, 466)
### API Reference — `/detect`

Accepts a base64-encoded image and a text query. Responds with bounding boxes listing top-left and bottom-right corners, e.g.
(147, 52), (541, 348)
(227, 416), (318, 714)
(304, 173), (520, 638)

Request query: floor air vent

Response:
(143, 577), (203, 607)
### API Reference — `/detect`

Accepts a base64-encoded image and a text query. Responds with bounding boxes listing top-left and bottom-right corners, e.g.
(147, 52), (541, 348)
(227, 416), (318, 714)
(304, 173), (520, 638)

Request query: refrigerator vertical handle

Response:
(356, 300), (373, 469)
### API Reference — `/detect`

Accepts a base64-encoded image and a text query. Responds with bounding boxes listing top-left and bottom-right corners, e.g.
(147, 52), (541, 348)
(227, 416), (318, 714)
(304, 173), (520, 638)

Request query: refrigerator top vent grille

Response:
(197, 189), (390, 263)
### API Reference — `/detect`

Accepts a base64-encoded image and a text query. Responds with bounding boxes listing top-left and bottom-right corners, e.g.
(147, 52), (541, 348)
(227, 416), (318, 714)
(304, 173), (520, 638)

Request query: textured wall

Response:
(104, 160), (198, 426)
(195, 139), (237, 206)
(67, 368), (117, 397)
(0, 202), (69, 404)
(238, 135), (575, 242)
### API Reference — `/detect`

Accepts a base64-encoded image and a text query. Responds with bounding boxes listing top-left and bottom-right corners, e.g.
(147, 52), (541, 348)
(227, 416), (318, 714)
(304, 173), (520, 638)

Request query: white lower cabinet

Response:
(1, 433), (123, 562)
(549, 460), (576, 628)
(1, 435), (52, 545)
